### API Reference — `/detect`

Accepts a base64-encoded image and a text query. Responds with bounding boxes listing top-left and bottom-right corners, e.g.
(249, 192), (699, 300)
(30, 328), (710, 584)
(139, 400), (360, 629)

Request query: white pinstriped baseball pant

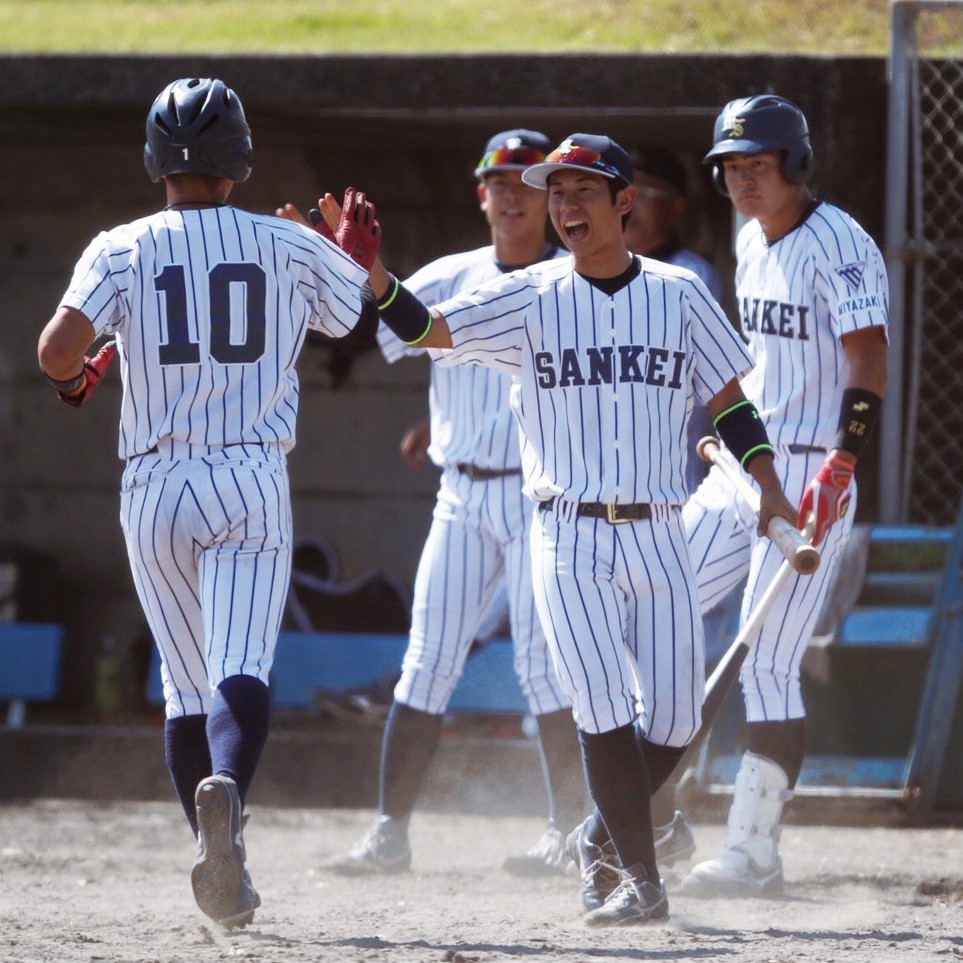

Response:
(120, 441), (292, 719)
(683, 446), (853, 722)
(529, 499), (704, 743)
(394, 465), (569, 716)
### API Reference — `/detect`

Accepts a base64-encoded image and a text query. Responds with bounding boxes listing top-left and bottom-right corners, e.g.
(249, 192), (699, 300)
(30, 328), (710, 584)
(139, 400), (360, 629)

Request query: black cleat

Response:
(191, 775), (256, 927)
(566, 817), (622, 912)
(583, 863), (669, 928)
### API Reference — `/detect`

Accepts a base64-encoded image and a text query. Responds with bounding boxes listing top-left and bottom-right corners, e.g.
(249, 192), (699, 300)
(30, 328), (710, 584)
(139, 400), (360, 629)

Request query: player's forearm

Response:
(747, 454), (799, 533)
(368, 258), (393, 301)
(38, 307), (95, 380)
(376, 274), (452, 349)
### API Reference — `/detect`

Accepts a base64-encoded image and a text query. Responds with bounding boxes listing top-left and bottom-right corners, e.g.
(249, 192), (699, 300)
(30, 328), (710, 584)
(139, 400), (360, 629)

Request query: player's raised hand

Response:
(57, 340), (117, 408)
(334, 187), (381, 271)
(797, 453), (854, 546)
(275, 202), (309, 226)
(276, 202), (338, 243)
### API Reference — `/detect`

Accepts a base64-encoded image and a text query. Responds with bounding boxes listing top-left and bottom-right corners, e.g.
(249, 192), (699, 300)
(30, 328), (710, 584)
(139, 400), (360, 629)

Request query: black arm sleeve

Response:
(334, 282), (380, 350)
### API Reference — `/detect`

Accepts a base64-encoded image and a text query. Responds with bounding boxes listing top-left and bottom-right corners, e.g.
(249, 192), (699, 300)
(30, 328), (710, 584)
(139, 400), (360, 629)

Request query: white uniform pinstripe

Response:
(60, 206), (369, 717)
(683, 200), (889, 720)
(379, 245), (570, 715)
(434, 254), (754, 739)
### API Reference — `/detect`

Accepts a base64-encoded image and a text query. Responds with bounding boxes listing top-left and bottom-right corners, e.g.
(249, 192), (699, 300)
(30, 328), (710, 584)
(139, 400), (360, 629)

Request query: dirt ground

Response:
(1, 799), (961, 963)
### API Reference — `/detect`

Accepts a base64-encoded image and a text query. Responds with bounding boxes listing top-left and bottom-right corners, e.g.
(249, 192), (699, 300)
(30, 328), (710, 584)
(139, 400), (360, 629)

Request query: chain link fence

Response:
(882, 0), (963, 525)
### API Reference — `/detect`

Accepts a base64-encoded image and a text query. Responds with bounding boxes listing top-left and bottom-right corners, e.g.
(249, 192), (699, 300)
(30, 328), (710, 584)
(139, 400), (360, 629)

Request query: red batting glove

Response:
(335, 187), (381, 270)
(797, 454), (854, 546)
(58, 341), (117, 408)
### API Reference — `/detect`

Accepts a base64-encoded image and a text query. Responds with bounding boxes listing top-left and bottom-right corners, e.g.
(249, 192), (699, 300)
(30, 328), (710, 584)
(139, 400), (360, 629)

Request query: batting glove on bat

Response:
(57, 340), (117, 408)
(334, 187), (381, 271)
(797, 454), (854, 546)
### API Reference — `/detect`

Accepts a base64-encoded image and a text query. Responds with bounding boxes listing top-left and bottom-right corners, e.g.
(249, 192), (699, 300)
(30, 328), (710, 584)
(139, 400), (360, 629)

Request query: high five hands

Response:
(277, 188), (381, 271)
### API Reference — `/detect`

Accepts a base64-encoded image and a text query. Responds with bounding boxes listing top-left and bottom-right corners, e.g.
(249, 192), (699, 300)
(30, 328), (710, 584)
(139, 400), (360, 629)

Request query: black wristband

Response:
(43, 367), (86, 394)
(377, 275), (433, 345)
(834, 387), (882, 458)
(713, 399), (775, 469)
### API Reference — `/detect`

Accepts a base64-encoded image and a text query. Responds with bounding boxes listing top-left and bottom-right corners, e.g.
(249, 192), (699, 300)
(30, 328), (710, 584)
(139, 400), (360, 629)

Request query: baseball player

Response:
(300, 130), (586, 878)
(322, 133), (796, 927)
(36, 77), (379, 928)
(676, 94), (889, 896)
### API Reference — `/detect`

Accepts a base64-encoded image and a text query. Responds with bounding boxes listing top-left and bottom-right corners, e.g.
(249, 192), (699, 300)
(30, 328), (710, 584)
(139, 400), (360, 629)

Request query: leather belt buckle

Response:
(606, 503), (632, 525)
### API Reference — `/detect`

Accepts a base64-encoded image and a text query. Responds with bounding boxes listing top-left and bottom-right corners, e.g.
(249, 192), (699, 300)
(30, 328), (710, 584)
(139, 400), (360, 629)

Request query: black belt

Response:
(787, 444), (826, 455)
(456, 463), (522, 481)
(539, 499), (652, 524)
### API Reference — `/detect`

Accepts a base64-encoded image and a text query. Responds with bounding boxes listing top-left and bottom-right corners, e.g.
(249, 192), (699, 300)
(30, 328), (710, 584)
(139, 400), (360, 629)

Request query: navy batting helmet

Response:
(703, 94), (813, 195)
(144, 77), (253, 184)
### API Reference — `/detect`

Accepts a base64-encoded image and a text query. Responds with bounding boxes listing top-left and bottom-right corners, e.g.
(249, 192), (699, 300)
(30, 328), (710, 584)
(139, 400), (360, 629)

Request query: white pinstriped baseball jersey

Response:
(735, 200), (889, 450)
(684, 199), (889, 722)
(428, 253), (753, 738)
(60, 207), (369, 459)
(434, 254), (754, 506)
(59, 205), (369, 719)
(379, 244), (561, 470)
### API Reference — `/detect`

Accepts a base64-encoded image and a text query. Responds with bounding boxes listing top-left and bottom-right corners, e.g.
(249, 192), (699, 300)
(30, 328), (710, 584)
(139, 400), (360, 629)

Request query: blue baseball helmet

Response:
(144, 77), (253, 184)
(703, 94), (813, 194)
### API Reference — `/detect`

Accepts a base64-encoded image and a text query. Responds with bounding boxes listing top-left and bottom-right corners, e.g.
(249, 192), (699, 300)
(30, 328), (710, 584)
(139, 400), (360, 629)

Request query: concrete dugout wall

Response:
(0, 54), (886, 710)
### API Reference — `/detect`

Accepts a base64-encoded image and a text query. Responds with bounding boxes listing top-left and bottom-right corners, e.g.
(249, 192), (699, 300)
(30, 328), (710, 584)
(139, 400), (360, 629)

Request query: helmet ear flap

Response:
(712, 163), (729, 197)
(783, 141), (815, 185)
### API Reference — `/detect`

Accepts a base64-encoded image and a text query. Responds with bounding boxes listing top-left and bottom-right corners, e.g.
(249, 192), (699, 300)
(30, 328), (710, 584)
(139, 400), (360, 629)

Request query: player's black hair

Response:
(606, 178), (632, 230)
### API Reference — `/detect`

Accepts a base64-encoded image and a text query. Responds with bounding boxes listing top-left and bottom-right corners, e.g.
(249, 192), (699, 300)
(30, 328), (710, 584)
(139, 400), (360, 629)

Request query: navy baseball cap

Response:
(474, 129), (552, 178)
(630, 144), (687, 195)
(522, 134), (634, 189)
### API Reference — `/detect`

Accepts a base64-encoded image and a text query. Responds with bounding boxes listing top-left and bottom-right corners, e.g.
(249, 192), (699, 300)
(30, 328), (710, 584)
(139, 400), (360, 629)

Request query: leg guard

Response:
(682, 752), (792, 896)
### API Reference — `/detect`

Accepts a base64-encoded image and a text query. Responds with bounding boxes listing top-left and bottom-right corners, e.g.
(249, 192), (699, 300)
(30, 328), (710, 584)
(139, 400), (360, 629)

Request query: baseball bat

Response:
(696, 436), (820, 576)
(670, 557), (796, 776)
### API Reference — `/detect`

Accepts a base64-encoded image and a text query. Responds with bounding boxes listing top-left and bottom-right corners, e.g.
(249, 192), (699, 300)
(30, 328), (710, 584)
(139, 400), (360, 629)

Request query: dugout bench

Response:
(0, 622), (64, 728)
(688, 504), (963, 819)
(146, 633), (529, 717)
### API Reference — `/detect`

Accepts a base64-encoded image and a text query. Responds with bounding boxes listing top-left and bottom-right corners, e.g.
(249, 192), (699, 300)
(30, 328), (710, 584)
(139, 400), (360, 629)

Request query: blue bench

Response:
(0, 622), (63, 728)
(147, 632), (530, 715)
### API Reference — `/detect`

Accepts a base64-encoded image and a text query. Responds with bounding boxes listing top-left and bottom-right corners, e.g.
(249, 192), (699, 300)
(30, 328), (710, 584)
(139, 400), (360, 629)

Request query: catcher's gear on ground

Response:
(334, 187), (381, 270)
(144, 77), (253, 183)
(52, 340), (117, 407)
(797, 454), (854, 546)
(703, 94), (813, 194)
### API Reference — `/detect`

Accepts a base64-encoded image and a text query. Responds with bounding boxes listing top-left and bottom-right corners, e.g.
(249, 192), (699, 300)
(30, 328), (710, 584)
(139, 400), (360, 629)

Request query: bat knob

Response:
(696, 435), (718, 463)
(796, 545), (820, 574)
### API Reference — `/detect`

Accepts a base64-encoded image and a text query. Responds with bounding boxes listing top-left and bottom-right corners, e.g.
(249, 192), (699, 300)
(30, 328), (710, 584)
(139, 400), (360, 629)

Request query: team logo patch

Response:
(721, 104), (746, 139)
(835, 261), (866, 293)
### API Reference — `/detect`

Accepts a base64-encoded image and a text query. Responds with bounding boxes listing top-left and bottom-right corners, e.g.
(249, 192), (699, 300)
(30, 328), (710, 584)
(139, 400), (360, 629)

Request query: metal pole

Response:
(881, 0), (914, 522)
